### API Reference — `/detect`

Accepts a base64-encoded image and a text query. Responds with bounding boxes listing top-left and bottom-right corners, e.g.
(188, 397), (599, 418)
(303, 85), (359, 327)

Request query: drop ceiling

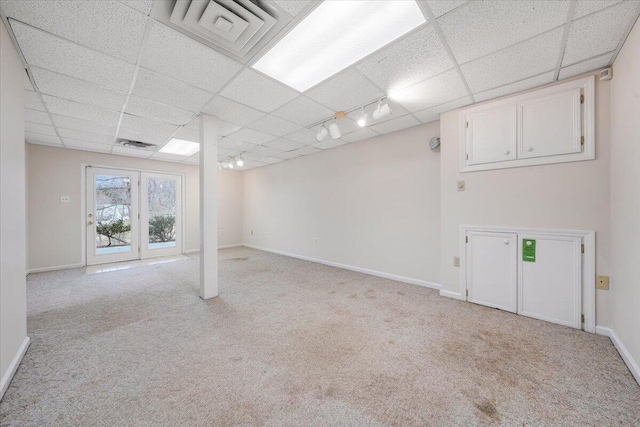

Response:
(1, 0), (638, 170)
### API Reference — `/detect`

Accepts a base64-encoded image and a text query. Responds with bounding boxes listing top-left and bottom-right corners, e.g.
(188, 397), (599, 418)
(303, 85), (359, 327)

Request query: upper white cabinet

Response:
(460, 76), (595, 172)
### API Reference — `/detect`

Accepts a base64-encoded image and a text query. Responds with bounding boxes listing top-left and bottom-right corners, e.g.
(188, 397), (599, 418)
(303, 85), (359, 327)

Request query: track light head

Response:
(372, 101), (392, 120)
(329, 121), (341, 139)
(315, 125), (329, 142)
(358, 106), (367, 127)
(236, 155), (244, 167)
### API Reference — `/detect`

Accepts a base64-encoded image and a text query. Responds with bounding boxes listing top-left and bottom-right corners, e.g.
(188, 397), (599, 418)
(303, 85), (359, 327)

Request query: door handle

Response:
(87, 221), (93, 226)
(503, 150), (510, 155)
(503, 240), (510, 245)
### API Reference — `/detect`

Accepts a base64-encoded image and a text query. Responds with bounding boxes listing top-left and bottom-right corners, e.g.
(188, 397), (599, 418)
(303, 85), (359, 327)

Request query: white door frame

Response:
(459, 225), (596, 333)
(86, 167), (140, 266)
(81, 164), (186, 266)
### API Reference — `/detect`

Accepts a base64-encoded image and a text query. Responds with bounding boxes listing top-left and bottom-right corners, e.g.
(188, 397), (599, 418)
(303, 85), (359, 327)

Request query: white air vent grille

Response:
(158, 0), (293, 63)
(117, 139), (157, 150)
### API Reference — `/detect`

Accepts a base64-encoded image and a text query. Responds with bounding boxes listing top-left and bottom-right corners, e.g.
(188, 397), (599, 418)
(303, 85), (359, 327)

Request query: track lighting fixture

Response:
(372, 100), (392, 120)
(329, 121), (342, 139)
(218, 154), (245, 170)
(315, 124), (330, 142)
(357, 106), (367, 127)
(235, 155), (244, 167)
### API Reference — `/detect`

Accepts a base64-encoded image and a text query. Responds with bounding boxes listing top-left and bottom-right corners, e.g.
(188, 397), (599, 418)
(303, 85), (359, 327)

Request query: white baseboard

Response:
(243, 244), (440, 290)
(27, 263), (84, 275)
(184, 244), (242, 255)
(0, 337), (30, 401)
(439, 290), (465, 300)
(596, 326), (640, 385)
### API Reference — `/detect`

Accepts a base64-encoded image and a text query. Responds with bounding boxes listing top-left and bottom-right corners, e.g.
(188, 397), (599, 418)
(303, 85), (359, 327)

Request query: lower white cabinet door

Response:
(518, 234), (582, 329)
(466, 231), (518, 313)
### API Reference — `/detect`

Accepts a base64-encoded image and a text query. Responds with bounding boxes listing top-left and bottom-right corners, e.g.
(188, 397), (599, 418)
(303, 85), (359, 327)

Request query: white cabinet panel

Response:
(465, 105), (517, 165)
(466, 231), (518, 313)
(518, 234), (582, 329)
(518, 88), (582, 159)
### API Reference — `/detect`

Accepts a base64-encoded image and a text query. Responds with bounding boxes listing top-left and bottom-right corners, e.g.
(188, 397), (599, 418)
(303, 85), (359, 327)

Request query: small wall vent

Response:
(118, 139), (157, 150)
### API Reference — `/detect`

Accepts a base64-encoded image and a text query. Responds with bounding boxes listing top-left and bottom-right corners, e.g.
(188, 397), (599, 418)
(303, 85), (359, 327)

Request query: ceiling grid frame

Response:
(553, 1), (578, 81)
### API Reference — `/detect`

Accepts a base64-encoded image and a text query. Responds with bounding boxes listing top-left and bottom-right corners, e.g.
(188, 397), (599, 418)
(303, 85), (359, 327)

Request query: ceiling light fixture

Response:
(219, 153), (246, 170)
(160, 138), (200, 156)
(372, 100), (392, 120)
(252, 1), (426, 92)
(315, 124), (330, 142)
(329, 121), (341, 140)
(357, 106), (367, 127)
(235, 155), (244, 167)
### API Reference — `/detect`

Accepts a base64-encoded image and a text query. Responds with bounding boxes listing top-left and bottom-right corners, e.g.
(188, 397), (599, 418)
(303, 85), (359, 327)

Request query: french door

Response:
(86, 167), (182, 266)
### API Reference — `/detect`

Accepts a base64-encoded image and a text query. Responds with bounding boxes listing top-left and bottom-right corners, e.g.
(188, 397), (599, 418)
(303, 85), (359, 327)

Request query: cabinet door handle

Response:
(503, 150), (510, 155)
(503, 240), (510, 245)
(527, 147), (533, 152)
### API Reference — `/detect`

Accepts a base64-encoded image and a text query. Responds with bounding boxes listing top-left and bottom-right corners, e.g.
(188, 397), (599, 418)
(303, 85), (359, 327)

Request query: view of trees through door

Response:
(147, 178), (177, 249)
(95, 174), (132, 254)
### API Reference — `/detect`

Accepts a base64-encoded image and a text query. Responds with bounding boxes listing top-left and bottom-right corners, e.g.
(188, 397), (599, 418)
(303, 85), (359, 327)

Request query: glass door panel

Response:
(86, 167), (139, 265)
(140, 172), (182, 259)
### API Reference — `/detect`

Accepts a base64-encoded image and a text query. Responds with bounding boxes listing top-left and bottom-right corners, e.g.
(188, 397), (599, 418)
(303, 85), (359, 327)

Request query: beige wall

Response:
(1, 19), (28, 397)
(26, 144), (243, 271)
(610, 20), (640, 374)
(439, 76), (612, 326)
(243, 123), (441, 285)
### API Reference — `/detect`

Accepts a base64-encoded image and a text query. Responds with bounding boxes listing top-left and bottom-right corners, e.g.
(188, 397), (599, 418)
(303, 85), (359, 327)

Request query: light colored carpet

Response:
(1, 247), (638, 426)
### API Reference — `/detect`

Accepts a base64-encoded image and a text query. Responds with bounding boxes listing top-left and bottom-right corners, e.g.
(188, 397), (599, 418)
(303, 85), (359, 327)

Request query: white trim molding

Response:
(27, 263), (85, 275)
(0, 337), (30, 400)
(596, 326), (640, 386)
(439, 290), (464, 300)
(244, 244), (441, 290)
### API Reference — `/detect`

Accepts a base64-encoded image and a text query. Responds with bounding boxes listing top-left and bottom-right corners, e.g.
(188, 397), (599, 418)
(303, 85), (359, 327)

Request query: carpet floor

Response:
(1, 247), (638, 426)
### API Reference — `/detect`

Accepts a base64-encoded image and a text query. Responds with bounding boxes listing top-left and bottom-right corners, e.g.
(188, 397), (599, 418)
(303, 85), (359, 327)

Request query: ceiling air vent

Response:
(118, 139), (157, 150)
(153, 1), (295, 64)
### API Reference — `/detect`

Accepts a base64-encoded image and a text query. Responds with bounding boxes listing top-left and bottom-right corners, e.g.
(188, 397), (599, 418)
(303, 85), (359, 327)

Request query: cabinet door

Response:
(518, 88), (582, 159)
(466, 231), (518, 313)
(465, 105), (517, 165)
(518, 234), (582, 328)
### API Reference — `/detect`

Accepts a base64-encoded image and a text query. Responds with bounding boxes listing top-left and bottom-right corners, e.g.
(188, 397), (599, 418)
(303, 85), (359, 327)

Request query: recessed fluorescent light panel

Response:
(160, 138), (200, 156)
(252, 1), (425, 92)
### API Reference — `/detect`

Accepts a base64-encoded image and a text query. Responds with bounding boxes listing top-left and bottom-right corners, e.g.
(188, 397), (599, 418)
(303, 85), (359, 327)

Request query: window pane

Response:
(147, 178), (177, 249)
(95, 174), (132, 254)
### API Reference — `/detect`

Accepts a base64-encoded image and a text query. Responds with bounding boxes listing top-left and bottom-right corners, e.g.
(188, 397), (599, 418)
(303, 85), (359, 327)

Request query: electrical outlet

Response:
(596, 275), (609, 290)
(60, 196), (70, 203)
(457, 181), (465, 192)
(453, 256), (460, 267)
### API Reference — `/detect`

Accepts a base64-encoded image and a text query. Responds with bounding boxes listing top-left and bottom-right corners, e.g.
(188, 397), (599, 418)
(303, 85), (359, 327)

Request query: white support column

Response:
(199, 114), (218, 299)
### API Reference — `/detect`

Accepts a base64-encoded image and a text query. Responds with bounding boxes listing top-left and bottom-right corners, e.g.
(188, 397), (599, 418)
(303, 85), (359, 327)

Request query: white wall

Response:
(0, 19), (28, 399)
(439, 76), (612, 326)
(243, 123), (441, 286)
(26, 144), (243, 271)
(609, 19), (640, 379)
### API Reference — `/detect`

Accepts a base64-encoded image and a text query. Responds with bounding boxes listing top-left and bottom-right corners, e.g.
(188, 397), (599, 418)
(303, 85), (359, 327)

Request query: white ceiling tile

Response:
(120, 113), (179, 136)
(218, 138), (258, 152)
(24, 71), (34, 91)
(282, 127), (318, 145)
(183, 155), (199, 165)
(259, 157), (285, 165)
(340, 128), (379, 143)
(218, 147), (242, 158)
(25, 122), (57, 136)
(247, 115), (302, 137)
(63, 139), (112, 153)
(151, 152), (190, 162)
(346, 100), (409, 125)
(118, 127), (168, 146)
(391, 69), (468, 112)
(125, 96), (193, 126)
(427, 1), (468, 18)
(242, 152), (268, 161)
(244, 145), (282, 156)
(439, 1), (569, 64)
(414, 96), (474, 124)
(473, 72), (556, 103)
(357, 25), (453, 93)
(2, 1), (146, 63)
(31, 67), (126, 112)
(120, 0), (154, 15)
(558, 53), (613, 80)
(219, 121), (243, 137)
(141, 20), (242, 93)
(59, 128), (115, 144)
(273, 151), (301, 160)
(228, 128), (277, 144)
(306, 69), (384, 111)
(132, 68), (213, 113)
(201, 96), (265, 126)
(112, 146), (153, 158)
(562, 1), (640, 66)
(290, 146), (321, 156)
(573, 0), (623, 19)
(25, 109), (52, 126)
(312, 139), (347, 150)
(25, 132), (62, 146)
(271, 96), (335, 126)
(221, 69), (299, 112)
(42, 95), (121, 126)
(461, 28), (562, 94)
(51, 114), (117, 136)
(370, 115), (421, 135)
(10, 20), (135, 91)
(24, 90), (45, 111)
(273, 0), (313, 17)
(171, 118), (239, 142)
(263, 138), (306, 151)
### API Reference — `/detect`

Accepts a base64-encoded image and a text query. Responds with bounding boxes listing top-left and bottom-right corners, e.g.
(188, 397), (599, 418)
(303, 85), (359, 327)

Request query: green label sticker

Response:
(523, 239), (536, 262)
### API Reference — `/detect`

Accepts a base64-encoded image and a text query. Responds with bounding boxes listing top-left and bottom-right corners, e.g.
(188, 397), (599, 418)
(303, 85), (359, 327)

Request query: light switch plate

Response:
(596, 275), (609, 290)
(453, 256), (460, 267)
(60, 196), (70, 203)
(457, 181), (465, 191)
